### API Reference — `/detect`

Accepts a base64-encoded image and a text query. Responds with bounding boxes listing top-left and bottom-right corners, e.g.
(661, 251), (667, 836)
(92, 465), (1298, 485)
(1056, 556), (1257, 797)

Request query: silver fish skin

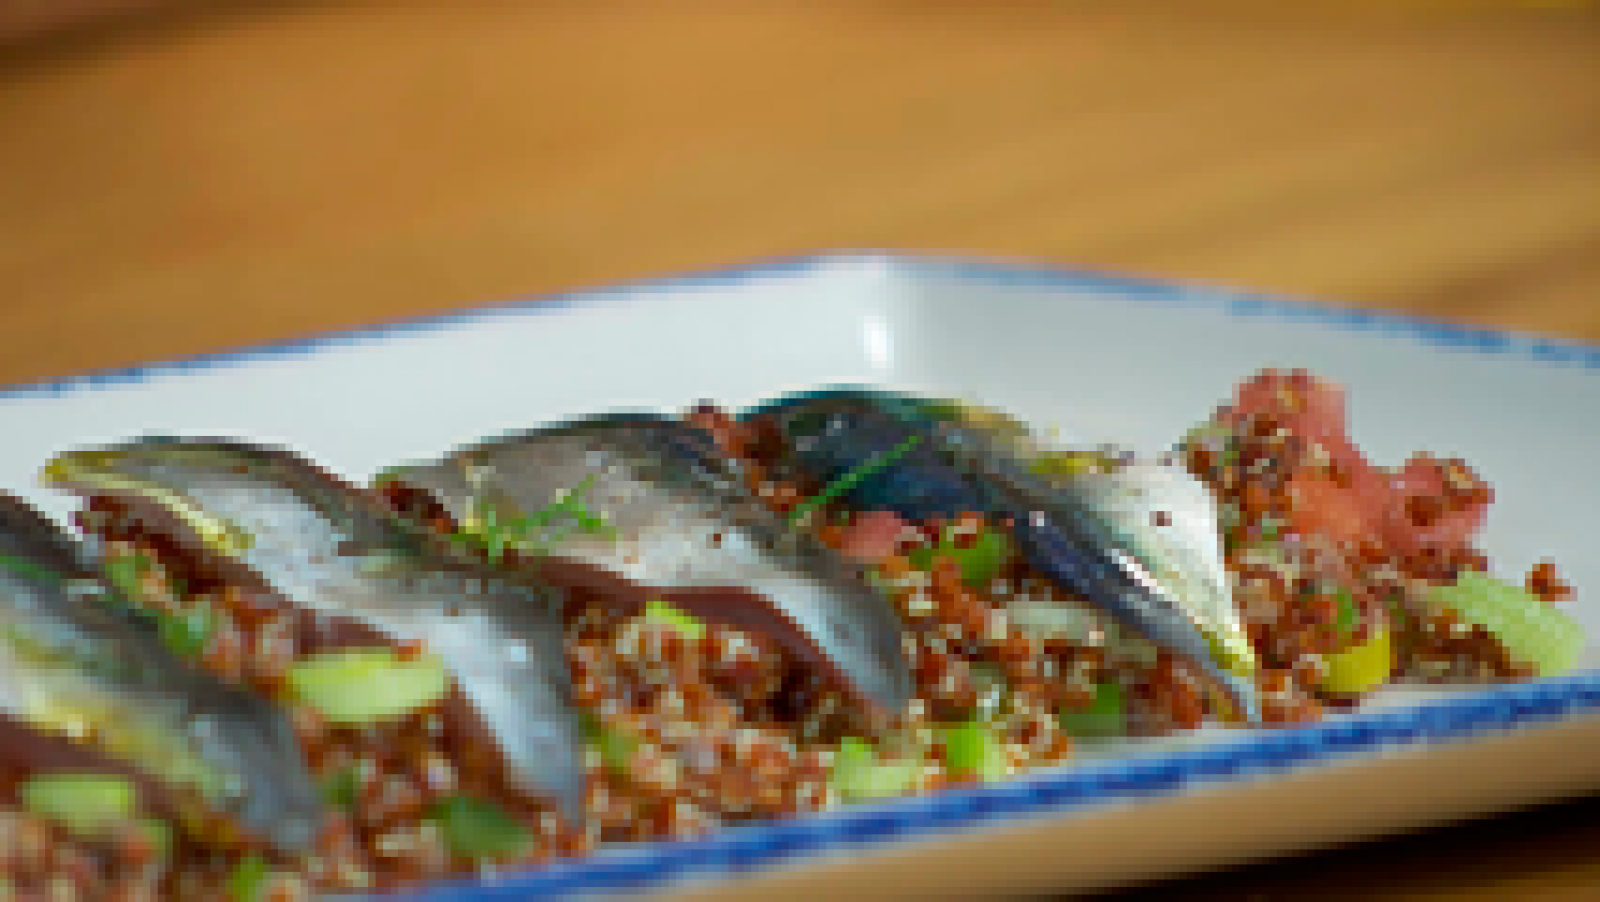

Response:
(376, 413), (914, 721)
(39, 438), (587, 823)
(746, 388), (1260, 725)
(0, 492), (324, 853)
(922, 408), (1261, 722)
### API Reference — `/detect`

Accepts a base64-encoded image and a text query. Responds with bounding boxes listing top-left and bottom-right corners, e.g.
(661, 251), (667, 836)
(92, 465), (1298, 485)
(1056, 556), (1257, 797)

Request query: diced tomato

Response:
(1286, 474), (1371, 552)
(838, 510), (909, 564)
(1222, 368), (1348, 444)
(1382, 454), (1489, 556)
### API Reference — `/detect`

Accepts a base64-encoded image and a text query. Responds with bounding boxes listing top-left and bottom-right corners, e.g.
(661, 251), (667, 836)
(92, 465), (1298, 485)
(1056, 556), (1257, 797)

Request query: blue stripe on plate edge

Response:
(3, 252), (1598, 399)
(6, 252), (1599, 899)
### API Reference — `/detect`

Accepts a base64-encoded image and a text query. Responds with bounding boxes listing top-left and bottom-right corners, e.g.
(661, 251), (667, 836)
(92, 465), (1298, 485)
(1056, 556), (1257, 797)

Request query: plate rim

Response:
(3, 252), (1596, 400)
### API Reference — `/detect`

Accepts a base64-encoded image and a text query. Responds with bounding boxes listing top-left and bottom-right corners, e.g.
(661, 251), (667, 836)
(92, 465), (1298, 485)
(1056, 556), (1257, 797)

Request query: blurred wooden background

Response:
(1, 2), (1597, 898)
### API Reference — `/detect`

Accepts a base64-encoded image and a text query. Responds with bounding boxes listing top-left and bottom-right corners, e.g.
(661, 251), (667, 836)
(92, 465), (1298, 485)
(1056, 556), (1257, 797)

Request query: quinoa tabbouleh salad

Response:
(3, 367), (1587, 900)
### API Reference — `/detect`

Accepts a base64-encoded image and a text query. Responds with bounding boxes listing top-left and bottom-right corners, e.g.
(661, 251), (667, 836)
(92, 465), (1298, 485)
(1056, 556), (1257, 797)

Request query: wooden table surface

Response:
(1, 2), (1597, 898)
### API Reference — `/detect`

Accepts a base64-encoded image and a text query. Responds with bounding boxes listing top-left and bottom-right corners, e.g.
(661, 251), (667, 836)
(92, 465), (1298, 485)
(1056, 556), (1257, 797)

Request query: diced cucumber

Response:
(19, 773), (137, 839)
(1057, 682), (1125, 737)
(1427, 572), (1585, 677)
(286, 647), (450, 727)
(426, 796), (529, 860)
(1319, 627), (1394, 696)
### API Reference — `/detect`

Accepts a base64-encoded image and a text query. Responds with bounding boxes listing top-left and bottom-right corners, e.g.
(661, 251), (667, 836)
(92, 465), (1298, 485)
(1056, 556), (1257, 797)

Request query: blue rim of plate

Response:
(3, 253), (1598, 900)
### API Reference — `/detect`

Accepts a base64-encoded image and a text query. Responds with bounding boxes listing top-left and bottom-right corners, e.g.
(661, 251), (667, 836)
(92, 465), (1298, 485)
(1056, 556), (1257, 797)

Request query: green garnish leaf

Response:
(789, 434), (923, 525)
(286, 647), (450, 727)
(321, 767), (360, 811)
(427, 796), (529, 860)
(227, 852), (271, 902)
(20, 773), (137, 839)
(1057, 682), (1125, 737)
(643, 597), (705, 641)
(452, 474), (614, 562)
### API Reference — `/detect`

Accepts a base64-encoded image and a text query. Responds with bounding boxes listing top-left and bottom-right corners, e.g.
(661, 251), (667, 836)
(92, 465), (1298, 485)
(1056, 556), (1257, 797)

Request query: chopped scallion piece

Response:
(286, 647), (450, 727)
(1057, 682), (1125, 737)
(227, 852), (270, 902)
(0, 551), (65, 584)
(1332, 588), (1359, 637)
(908, 526), (1014, 588)
(941, 722), (1007, 781)
(789, 434), (922, 525)
(20, 774), (137, 839)
(321, 767), (359, 812)
(830, 737), (921, 802)
(642, 597), (705, 641)
(427, 796), (529, 860)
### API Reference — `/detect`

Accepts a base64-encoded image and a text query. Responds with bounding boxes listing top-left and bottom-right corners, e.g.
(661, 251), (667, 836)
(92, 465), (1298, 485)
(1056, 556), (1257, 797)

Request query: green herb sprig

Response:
(788, 434), (922, 526)
(450, 474), (615, 564)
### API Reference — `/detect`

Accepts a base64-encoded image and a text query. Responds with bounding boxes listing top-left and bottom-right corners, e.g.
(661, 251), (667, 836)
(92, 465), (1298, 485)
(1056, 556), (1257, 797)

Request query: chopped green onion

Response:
(1057, 683), (1125, 737)
(830, 737), (921, 802)
(941, 722), (1007, 781)
(642, 597), (705, 641)
(137, 818), (173, 859)
(102, 553), (149, 601)
(594, 727), (637, 776)
(1332, 588), (1359, 637)
(789, 434), (922, 525)
(157, 604), (216, 660)
(227, 852), (271, 902)
(20, 774), (137, 839)
(427, 796), (529, 860)
(1319, 627), (1393, 696)
(321, 767), (360, 811)
(1258, 516), (1281, 544)
(286, 648), (450, 727)
(580, 712), (638, 776)
(1427, 572), (1585, 677)
(0, 551), (65, 585)
(908, 526), (1014, 588)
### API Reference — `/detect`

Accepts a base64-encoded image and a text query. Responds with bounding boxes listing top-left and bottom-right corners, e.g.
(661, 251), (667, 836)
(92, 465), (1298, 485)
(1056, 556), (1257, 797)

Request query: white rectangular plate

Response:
(2, 254), (1596, 899)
